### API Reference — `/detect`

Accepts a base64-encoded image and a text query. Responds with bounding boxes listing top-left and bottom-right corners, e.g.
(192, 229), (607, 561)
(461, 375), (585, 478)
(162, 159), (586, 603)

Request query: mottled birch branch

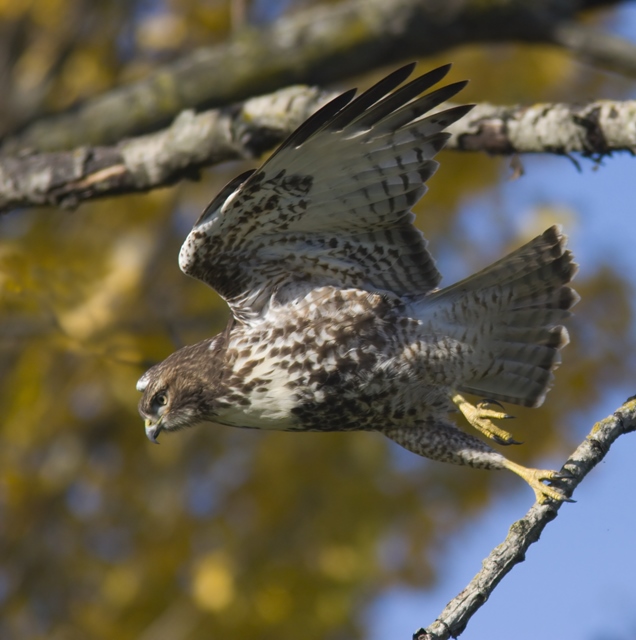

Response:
(447, 100), (636, 158)
(414, 397), (636, 640)
(549, 20), (636, 78)
(2, 88), (635, 213)
(0, 86), (332, 212)
(0, 0), (624, 153)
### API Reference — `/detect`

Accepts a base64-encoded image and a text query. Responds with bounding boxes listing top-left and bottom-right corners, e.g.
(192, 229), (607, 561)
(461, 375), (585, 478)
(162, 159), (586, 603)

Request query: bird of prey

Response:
(137, 63), (578, 503)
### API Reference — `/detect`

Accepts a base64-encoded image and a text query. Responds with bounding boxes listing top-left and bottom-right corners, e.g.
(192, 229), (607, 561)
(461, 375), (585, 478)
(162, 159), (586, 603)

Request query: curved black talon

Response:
(477, 398), (505, 410)
(493, 435), (523, 446)
(546, 470), (576, 502)
(477, 398), (515, 420)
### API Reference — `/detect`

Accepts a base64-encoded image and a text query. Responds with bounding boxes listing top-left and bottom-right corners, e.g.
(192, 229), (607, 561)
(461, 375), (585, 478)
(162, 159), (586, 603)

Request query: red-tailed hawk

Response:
(137, 64), (578, 503)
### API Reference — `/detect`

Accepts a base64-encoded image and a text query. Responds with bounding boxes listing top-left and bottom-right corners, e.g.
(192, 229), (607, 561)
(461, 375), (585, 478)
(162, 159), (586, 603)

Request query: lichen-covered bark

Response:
(415, 397), (636, 640)
(2, 88), (635, 214)
(0, 86), (331, 211)
(447, 100), (636, 157)
(0, 0), (625, 153)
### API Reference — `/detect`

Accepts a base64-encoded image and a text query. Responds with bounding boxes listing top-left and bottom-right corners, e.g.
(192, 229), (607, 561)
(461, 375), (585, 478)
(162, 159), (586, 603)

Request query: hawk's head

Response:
(136, 337), (223, 443)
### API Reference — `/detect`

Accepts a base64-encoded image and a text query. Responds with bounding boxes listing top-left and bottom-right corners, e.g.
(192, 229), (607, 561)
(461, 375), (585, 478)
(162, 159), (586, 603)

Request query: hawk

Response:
(137, 64), (578, 503)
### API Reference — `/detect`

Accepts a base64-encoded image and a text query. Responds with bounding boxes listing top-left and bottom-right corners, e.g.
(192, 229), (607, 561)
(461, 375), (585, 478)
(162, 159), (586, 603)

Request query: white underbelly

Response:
(216, 379), (300, 430)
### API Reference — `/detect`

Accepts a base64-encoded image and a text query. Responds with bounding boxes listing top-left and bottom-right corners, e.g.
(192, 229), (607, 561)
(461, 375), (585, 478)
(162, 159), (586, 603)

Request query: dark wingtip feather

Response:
(272, 62), (464, 154)
(276, 87), (358, 152)
(351, 68), (462, 131)
(413, 63), (453, 89)
(431, 80), (469, 103)
(383, 61), (418, 85)
(430, 104), (475, 129)
(325, 63), (418, 132)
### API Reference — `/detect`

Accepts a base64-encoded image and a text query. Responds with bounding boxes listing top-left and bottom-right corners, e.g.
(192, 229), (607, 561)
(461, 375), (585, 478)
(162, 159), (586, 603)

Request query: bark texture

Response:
(0, 0), (626, 153)
(2, 89), (634, 213)
(415, 397), (636, 639)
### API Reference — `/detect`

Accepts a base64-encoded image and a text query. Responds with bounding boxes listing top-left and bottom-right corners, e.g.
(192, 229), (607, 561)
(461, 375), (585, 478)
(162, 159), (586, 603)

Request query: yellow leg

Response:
(503, 459), (573, 503)
(452, 392), (520, 445)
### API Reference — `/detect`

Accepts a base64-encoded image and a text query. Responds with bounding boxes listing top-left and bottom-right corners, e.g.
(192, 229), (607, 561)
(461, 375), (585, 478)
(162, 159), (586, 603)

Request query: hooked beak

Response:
(145, 418), (163, 444)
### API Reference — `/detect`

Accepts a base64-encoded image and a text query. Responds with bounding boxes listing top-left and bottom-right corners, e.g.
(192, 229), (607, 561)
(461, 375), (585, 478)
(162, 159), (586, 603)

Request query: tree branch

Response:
(446, 99), (636, 158)
(0, 86), (332, 212)
(2, 87), (636, 214)
(414, 396), (636, 640)
(548, 20), (636, 78)
(0, 0), (623, 153)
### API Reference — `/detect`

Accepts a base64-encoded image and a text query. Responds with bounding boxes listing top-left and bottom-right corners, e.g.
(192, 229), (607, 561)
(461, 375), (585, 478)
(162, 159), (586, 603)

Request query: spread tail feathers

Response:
(429, 225), (579, 407)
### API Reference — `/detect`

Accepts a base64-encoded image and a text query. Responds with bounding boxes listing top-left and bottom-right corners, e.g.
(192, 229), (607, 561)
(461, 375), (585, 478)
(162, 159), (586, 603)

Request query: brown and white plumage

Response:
(138, 64), (578, 503)
(178, 64), (470, 320)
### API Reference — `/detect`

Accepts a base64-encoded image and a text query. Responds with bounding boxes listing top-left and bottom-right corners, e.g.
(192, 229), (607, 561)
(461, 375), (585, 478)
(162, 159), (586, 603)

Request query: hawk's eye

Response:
(153, 392), (168, 410)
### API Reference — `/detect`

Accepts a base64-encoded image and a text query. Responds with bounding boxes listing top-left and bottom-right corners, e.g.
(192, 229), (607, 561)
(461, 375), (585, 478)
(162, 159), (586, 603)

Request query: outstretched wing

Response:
(179, 64), (472, 321)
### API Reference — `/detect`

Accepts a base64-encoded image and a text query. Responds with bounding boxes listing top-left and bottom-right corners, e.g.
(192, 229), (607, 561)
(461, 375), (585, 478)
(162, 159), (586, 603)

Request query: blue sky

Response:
(159, 2), (636, 636)
(20, 1), (636, 635)
(366, 5), (636, 631)
(368, 151), (636, 640)
(254, 0), (636, 631)
(125, 2), (636, 634)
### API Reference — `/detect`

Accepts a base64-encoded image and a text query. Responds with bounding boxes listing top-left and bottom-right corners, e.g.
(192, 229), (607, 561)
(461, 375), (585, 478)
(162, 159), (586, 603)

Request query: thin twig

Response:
(415, 397), (636, 639)
(549, 21), (636, 77)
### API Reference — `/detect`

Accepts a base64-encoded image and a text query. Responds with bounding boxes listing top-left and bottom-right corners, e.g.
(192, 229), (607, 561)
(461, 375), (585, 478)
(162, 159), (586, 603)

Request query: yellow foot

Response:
(503, 460), (574, 503)
(452, 392), (520, 445)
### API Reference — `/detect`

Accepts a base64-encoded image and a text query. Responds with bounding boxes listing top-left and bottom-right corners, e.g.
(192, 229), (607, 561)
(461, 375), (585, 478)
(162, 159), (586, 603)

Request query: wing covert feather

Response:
(179, 64), (472, 321)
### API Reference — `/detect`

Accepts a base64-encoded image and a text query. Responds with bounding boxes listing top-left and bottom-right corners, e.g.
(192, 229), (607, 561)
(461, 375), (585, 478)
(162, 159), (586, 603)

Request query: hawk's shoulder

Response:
(179, 64), (473, 322)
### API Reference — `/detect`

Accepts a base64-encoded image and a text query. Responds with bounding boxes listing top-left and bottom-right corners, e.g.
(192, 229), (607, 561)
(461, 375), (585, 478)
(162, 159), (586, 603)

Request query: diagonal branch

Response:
(548, 20), (636, 78)
(0, 0), (624, 153)
(2, 87), (636, 214)
(414, 397), (636, 640)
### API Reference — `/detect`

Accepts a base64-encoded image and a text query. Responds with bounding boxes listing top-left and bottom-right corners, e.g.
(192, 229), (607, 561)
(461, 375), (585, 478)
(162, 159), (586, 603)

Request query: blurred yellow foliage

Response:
(103, 566), (141, 608)
(137, 13), (188, 51)
(0, 0), (31, 19)
(0, 2), (634, 640)
(318, 544), (360, 581)
(254, 584), (292, 623)
(192, 552), (236, 611)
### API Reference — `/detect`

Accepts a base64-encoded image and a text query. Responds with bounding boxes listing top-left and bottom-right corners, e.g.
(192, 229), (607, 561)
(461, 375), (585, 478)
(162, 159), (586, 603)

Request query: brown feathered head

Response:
(137, 336), (225, 442)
